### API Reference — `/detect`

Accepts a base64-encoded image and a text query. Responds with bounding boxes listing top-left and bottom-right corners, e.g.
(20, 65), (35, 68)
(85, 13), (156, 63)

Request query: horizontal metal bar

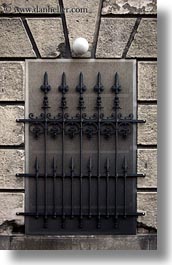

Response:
(16, 212), (145, 217)
(16, 118), (146, 124)
(16, 119), (43, 123)
(121, 119), (146, 124)
(16, 173), (145, 178)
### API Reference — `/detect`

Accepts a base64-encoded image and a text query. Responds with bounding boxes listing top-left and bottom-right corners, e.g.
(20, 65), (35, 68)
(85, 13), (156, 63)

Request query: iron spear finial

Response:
(40, 72), (51, 94)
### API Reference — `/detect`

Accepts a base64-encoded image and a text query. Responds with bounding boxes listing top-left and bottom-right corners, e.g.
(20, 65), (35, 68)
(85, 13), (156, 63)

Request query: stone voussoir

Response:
(0, 105), (24, 145)
(137, 192), (157, 229)
(138, 105), (157, 145)
(0, 18), (35, 57)
(27, 18), (65, 58)
(137, 149), (157, 188)
(102, 0), (157, 15)
(0, 62), (24, 101)
(127, 18), (157, 58)
(0, 0), (59, 14)
(63, 0), (101, 57)
(138, 62), (157, 101)
(96, 18), (136, 58)
(0, 149), (24, 189)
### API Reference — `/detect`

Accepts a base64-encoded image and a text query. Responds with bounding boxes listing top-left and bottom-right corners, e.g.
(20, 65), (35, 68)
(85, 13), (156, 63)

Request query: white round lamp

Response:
(72, 37), (89, 55)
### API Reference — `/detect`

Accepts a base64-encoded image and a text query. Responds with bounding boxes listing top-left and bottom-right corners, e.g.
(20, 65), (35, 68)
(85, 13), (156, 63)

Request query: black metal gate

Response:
(16, 65), (145, 235)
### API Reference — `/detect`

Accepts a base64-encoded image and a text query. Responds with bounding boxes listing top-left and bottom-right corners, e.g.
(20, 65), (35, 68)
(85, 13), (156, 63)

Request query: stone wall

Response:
(0, 0), (157, 250)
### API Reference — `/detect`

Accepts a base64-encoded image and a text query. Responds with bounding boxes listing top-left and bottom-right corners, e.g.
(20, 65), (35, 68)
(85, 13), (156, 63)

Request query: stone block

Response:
(96, 236), (149, 250)
(0, 106), (24, 145)
(0, 193), (24, 226)
(11, 236), (73, 250)
(27, 18), (65, 58)
(9, 235), (151, 250)
(149, 235), (157, 250)
(0, 62), (24, 101)
(63, 0), (101, 57)
(127, 18), (157, 58)
(0, 150), (24, 189)
(0, 18), (35, 57)
(138, 105), (157, 145)
(102, 0), (157, 15)
(0, 0), (59, 14)
(137, 192), (157, 229)
(0, 236), (10, 249)
(96, 18), (136, 58)
(138, 62), (157, 101)
(137, 149), (157, 188)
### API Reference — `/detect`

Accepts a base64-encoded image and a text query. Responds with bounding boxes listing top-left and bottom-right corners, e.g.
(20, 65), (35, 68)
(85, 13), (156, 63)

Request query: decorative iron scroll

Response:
(17, 72), (145, 140)
(16, 71), (146, 231)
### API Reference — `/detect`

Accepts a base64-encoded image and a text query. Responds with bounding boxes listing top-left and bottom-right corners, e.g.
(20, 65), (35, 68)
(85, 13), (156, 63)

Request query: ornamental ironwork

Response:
(16, 71), (145, 235)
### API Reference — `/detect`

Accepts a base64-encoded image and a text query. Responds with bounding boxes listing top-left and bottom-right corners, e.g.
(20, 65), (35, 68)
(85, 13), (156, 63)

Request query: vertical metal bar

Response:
(70, 157), (74, 219)
(61, 114), (65, 228)
(122, 156), (128, 218)
(59, 72), (68, 228)
(112, 72), (121, 228)
(97, 112), (101, 229)
(88, 157), (92, 219)
(105, 158), (110, 219)
(44, 114), (48, 228)
(76, 72), (86, 229)
(40, 72), (51, 229)
(114, 119), (118, 227)
(94, 72), (104, 229)
(35, 157), (39, 219)
(52, 157), (57, 219)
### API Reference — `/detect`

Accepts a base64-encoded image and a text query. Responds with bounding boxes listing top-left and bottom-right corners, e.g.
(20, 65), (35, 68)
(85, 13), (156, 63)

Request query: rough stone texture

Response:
(102, 0), (157, 15)
(0, 18), (35, 57)
(137, 149), (157, 188)
(63, 0), (101, 57)
(11, 236), (73, 250)
(137, 192), (157, 229)
(96, 18), (136, 58)
(0, 106), (24, 145)
(127, 19), (157, 58)
(0, 236), (10, 249)
(0, 193), (24, 226)
(0, 0), (59, 13)
(9, 235), (156, 250)
(149, 235), (157, 250)
(138, 105), (157, 145)
(0, 62), (24, 101)
(0, 150), (24, 189)
(138, 62), (157, 101)
(27, 18), (65, 58)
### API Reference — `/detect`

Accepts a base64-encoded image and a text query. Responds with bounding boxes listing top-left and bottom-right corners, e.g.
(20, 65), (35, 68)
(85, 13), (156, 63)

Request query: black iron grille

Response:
(16, 71), (145, 235)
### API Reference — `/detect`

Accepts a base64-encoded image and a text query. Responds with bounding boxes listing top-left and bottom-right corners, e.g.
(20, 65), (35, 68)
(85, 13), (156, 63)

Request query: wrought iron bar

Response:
(112, 72), (121, 228)
(59, 72), (68, 228)
(105, 158), (110, 219)
(17, 212), (145, 217)
(122, 156), (128, 218)
(88, 157), (92, 219)
(94, 72), (104, 229)
(35, 157), (39, 219)
(70, 157), (74, 219)
(41, 72), (51, 228)
(52, 157), (57, 219)
(16, 173), (145, 178)
(76, 72), (86, 229)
